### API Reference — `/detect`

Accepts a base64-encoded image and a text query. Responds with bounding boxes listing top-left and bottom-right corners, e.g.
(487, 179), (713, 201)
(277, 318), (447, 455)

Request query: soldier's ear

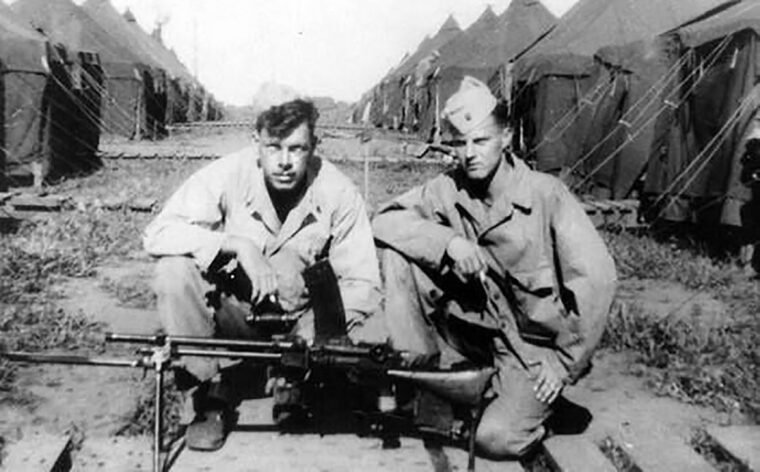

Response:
(251, 130), (260, 143)
(500, 126), (514, 149)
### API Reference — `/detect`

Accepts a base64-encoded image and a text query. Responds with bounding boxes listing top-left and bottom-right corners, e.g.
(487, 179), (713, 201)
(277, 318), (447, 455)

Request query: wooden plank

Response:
(101, 197), (127, 211)
(707, 425), (760, 470)
(73, 437), (151, 472)
(580, 202), (597, 213)
(0, 191), (19, 204)
(618, 199), (640, 210)
(587, 201), (614, 213)
(176, 397), (522, 472)
(128, 198), (157, 212)
(2, 430), (72, 472)
(543, 436), (616, 472)
(604, 200), (630, 211)
(10, 194), (67, 212)
(613, 422), (714, 472)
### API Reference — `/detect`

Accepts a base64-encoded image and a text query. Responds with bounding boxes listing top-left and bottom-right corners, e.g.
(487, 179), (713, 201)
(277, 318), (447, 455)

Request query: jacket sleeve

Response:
(371, 181), (458, 271)
(329, 184), (382, 327)
(142, 158), (235, 270)
(549, 180), (617, 383)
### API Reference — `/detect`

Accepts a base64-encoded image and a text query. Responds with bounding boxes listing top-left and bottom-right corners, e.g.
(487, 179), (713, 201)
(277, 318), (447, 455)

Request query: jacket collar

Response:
(246, 147), (324, 253)
(452, 155), (533, 230)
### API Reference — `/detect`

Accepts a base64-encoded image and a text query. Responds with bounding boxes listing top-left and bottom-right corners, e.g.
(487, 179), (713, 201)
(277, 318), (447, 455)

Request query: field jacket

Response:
(372, 157), (617, 383)
(143, 147), (381, 325)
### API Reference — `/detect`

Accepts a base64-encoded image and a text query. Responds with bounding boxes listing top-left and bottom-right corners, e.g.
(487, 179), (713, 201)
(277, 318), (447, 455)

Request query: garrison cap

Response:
(442, 76), (497, 134)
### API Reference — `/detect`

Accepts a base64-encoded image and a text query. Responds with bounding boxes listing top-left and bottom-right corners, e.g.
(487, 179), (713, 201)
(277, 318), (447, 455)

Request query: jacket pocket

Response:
(508, 268), (577, 346)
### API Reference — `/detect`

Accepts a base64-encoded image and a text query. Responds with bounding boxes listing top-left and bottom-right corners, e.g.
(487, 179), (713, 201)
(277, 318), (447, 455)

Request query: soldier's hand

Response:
(445, 236), (487, 281)
(221, 235), (277, 306)
(533, 359), (564, 404)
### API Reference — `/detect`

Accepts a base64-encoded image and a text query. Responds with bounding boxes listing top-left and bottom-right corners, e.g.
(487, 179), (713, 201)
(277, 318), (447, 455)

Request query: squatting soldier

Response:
(143, 98), (382, 451)
(372, 76), (617, 458)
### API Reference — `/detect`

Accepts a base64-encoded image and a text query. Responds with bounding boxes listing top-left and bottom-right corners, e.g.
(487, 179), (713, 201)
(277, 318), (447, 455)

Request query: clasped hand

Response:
(221, 235), (277, 306)
(445, 236), (487, 282)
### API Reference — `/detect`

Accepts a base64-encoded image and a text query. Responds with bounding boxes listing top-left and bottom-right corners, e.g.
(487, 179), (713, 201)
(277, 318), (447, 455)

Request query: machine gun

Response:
(0, 259), (496, 472)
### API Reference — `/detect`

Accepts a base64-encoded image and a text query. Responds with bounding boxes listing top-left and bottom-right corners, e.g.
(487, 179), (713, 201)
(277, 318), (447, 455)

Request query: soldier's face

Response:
(257, 123), (314, 193)
(449, 115), (508, 182)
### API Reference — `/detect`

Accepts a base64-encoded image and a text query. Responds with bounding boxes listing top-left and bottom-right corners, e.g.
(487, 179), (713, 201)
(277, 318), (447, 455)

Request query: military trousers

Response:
(380, 248), (552, 458)
(153, 256), (385, 392)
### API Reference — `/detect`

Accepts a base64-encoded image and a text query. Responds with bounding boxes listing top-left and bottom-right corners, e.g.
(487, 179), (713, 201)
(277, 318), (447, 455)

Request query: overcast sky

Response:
(100, 0), (578, 106)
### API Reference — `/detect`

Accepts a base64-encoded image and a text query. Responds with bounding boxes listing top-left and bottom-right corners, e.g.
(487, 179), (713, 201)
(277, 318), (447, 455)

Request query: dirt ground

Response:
(0, 128), (749, 470)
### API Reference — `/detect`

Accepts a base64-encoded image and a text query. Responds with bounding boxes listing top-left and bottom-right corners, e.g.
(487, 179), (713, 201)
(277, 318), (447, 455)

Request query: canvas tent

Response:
(487, 0), (557, 101)
(12, 0), (147, 144)
(81, 0), (173, 138)
(0, 3), (79, 188)
(363, 2), (556, 141)
(119, 8), (204, 123)
(511, 0), (730, 179)
(641, 0), (760, 231)
(417, 0), (556, 140)
(368, 14), (461, 130)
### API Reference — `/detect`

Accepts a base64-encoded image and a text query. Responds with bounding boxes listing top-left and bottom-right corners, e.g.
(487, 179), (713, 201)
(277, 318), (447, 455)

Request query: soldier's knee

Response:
(379, 247), (408, 275)
(153, 256), (198, 296)
(476, 421), (542, 459)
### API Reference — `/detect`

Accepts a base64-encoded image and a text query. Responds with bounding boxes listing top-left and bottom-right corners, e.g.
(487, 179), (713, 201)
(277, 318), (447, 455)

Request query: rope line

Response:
(569, 35), (735, 189)
(652, 93), (754, 220)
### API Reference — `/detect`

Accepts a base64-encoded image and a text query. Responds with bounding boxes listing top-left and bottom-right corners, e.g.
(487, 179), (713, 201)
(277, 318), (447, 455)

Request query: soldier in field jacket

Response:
(143, 98), (381, 452)
(372, 76), (617, 459)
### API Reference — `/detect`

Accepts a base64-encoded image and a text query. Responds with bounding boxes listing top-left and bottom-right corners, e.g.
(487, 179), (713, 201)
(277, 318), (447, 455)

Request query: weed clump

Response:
(603, 231), (739, 291)
(100, 276), (157, 310)
(116, 376), (184, 447)
(603, 301), (760, 421)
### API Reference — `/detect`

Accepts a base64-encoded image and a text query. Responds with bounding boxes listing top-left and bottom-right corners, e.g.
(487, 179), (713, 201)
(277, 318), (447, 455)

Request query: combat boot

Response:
(186, 382), (237, 451)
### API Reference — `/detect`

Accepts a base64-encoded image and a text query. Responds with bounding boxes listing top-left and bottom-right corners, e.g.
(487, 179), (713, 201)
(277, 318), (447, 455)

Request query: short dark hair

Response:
(255, 99), (319, 140)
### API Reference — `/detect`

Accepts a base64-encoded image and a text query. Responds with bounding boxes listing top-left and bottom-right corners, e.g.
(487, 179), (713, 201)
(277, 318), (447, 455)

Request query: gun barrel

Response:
(1, 351), (143, 368)
(106, 332), (298, 351)
(136, 347), (283, 361)
(105, 332), (163, 344)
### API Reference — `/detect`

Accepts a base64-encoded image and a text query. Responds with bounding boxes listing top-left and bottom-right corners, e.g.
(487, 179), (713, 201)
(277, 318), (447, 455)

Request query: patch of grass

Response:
(0, 302), (104, 409)
(602, 228), (760, 420)
(602, 302), (760, 421)
(116, 376), (184, 448)
(99, 276), (156, 310)
(0, 303), (104, 353)
(602, 230), (742, 292)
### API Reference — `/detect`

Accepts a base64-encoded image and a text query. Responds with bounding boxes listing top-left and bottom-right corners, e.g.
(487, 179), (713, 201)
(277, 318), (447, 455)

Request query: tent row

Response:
(356, 0), (760, 234)
(0, 0), (222, 190)
(508, 0), (758, 232)
(353, 0), (556, 141)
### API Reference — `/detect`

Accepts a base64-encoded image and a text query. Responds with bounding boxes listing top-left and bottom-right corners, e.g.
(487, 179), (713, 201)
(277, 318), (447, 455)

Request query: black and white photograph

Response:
(0, 0), (758, 470)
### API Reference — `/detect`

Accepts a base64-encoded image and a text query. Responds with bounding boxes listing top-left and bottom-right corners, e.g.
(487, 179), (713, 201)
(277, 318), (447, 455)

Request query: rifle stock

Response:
(387, 367), (496, 406)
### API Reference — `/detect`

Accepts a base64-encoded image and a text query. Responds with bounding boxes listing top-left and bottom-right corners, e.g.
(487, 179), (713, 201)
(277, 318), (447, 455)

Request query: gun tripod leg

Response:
(467, 405), (485, 472)
(467, 410), (476, 472)
(154, 363), (164, 472)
